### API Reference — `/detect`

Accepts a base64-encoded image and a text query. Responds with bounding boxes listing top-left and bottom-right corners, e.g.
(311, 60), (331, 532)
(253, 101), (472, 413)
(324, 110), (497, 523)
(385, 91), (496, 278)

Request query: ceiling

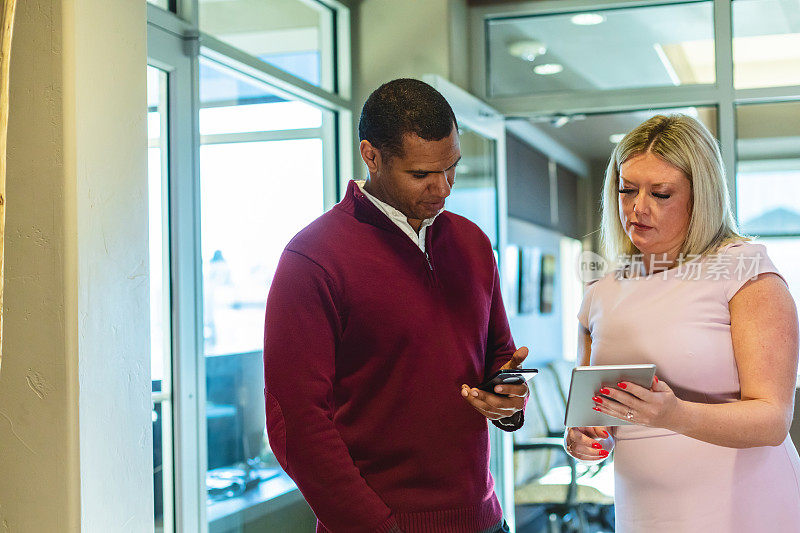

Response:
(516, 100), (800, 166)
(518, 106), (718, 164)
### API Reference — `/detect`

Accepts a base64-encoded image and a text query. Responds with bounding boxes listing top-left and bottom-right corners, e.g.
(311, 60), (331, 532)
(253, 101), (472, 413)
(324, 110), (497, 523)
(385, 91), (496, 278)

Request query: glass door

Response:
(147, 22), (203, 533)
(198, 55), (334, 533)
(147, 63), (175, 533)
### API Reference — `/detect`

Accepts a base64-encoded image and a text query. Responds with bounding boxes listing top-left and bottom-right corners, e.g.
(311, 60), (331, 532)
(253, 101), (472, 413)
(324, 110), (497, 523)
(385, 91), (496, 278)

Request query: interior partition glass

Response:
(147, 64), (174, 533)
(199, 0), (336, 91)
(199, 57), (329, 530)
(732, 0), (800, 89)
(446, 127), (498, 247)
(486, 1), (715, 97)
(735, 101), (800, 332)
(529, 106), (718, 176)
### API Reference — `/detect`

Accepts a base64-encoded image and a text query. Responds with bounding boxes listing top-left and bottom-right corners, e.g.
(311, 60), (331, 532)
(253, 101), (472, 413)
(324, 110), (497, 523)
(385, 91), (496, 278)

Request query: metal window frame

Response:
(145, 60), (176, 533)
(148, 0), (353, 531)
(469, 0), (800, 226)
(147, 20), (204, 533)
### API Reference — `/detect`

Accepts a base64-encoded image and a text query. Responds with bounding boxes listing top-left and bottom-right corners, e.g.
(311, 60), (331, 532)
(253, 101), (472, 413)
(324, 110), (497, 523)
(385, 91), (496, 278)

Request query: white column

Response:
(1, 0), (152, 530)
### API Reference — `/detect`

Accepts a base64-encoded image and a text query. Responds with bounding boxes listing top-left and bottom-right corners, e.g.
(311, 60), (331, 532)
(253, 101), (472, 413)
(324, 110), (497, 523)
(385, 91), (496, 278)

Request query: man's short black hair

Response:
(358, 78), (458, 160)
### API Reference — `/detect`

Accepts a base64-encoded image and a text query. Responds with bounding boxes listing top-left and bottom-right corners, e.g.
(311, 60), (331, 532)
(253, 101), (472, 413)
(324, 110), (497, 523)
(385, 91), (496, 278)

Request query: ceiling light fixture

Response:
(533, 63), (563, 75)
(571, 13), (606, 26)
(507, 40), (548, 62)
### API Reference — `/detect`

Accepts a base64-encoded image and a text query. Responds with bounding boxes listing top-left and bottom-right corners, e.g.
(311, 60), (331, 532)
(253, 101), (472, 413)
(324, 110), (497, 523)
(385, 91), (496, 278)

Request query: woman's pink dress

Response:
(578, 241), (800, 532)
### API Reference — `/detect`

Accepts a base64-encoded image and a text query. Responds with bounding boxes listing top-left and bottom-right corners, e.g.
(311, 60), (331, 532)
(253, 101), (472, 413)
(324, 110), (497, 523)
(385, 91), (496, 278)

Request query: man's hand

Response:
(460, 347), (530, 421)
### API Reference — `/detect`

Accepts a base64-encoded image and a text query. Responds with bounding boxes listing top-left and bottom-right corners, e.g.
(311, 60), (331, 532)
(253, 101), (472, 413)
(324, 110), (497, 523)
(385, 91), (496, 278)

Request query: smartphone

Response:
(478, 369), (538, 394)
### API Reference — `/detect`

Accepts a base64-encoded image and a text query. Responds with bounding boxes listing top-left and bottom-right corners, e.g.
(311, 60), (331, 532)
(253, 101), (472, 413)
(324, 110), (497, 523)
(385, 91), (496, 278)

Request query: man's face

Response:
(362, 126), (461, 229)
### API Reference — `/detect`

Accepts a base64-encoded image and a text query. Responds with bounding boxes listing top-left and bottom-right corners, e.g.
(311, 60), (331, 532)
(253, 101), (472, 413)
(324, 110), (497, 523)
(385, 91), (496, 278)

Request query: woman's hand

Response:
(564, 426), (613, 461)
(592, 376), (683, 430)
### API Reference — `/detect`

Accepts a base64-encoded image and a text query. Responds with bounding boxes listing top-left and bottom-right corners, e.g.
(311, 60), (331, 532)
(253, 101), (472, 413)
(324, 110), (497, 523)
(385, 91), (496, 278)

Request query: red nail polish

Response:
(601, 430), (609, 438)
(592, 406), (601, 412)
(591, 442), (602, 449)
(599, 387), (610, 395)
(599, 450), (609, 458)
(617, 382), (627, 389)
(592, 396), (603, 403)
(655, 375), (659, 383)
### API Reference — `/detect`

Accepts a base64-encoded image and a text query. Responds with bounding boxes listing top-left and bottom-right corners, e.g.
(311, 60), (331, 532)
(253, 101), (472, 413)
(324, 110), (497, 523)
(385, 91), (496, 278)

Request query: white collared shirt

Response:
(355, 180), (442, 253)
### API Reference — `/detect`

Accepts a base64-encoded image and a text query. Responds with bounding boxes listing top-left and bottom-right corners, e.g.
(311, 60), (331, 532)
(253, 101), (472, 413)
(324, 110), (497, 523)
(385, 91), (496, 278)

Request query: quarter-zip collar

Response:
(353, 179), (442, 253)
(340, 180), (441, 287)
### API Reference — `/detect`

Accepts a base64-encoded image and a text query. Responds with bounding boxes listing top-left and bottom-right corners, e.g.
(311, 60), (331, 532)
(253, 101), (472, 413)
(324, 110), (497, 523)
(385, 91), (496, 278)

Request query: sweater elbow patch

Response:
(265, 390), (290, 475)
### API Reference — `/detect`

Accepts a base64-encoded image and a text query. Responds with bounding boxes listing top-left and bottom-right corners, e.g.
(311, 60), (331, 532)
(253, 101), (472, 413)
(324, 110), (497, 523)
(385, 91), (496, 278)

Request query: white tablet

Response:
(564, 364), (657, 427)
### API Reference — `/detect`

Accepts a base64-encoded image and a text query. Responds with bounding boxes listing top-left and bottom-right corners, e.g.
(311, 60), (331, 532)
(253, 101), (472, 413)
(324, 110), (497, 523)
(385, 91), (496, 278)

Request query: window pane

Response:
(200, 59), (322, 135)
(487, 2), (715, 97)
(446, 127), (498, 246)
(754, 238), (800, 376)
(200, 0), (335, 91)
(200, 60), (328, 528)
(201, 138), (323, 357)
(147, 0), (170, 9)
(736, 101), (800, 236)
(733, 0), (800, 89)
(147, 64), (174, 533)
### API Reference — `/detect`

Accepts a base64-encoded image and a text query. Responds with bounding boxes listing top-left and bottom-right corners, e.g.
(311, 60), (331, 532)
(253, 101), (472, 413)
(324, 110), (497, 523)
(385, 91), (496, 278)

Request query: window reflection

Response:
(736, 101), (800, 236)
(199, 58), (327, 528)
(446, 127), (498, 247)
(736, 101), (800, 376)
(487, 2), (715, 97)
(733, 0), (800, 89)
(199, 0), (335, 90)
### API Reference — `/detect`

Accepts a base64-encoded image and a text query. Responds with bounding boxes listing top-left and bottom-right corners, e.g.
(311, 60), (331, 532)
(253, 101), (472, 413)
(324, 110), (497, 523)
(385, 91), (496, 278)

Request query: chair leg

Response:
(576, 505), (589, 532)
(547, 512), (560, 533)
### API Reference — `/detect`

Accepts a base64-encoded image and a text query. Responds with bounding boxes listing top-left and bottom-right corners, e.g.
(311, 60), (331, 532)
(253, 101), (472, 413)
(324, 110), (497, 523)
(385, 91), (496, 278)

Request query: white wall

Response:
(1, 1), (77, 530)
(507, 218), (566, 364)
(2, 0), (151, 530)
(67, 0), (152, 530)
(355, 0), (468, 108)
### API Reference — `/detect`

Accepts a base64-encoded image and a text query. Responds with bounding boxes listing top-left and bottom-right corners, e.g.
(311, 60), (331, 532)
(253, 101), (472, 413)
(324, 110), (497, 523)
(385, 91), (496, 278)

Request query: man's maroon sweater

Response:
(263, 180), (520, 532)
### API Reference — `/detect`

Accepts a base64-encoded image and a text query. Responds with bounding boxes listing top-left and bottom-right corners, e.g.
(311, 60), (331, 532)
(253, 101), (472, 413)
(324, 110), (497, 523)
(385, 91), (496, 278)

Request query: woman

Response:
(565, 114), (800, 532)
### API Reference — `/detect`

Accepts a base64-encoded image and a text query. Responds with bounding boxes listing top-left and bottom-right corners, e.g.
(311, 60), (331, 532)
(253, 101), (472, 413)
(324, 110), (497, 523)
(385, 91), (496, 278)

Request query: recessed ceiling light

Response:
(508, 40), (547, 62)
(571, 13), (606, 26)
(609, 133), (626, 144)
(533, 63), (563, 75)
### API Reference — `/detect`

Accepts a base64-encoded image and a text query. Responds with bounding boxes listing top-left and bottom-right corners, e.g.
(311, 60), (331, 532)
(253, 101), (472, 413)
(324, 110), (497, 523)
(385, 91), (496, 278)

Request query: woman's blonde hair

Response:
(600, 114), (743, 261)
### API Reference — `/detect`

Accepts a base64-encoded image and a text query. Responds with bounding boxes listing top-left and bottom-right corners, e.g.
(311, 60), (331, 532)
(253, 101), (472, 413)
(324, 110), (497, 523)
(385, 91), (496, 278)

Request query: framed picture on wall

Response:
(519, 247), (540, 315)
(540, 253), (556, 314)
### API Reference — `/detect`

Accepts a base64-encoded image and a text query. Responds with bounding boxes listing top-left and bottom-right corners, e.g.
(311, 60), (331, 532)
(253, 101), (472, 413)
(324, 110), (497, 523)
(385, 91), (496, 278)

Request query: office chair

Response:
(512, 362), (614, 533)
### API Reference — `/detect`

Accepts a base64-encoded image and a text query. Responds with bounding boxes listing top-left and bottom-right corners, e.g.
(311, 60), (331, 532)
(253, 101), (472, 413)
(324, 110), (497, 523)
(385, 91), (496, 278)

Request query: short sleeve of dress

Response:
(577, 279), (600, 330)
(721, 242), (785, 301)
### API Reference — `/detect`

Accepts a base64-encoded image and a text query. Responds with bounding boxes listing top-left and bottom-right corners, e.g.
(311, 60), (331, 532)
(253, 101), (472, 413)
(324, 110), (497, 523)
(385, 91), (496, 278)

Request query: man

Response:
(263, 78), (529, 533)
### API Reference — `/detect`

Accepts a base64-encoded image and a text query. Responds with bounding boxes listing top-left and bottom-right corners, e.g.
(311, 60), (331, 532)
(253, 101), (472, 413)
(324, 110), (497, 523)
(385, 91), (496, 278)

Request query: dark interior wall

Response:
(506, 131), (585, 240)
(507, 132), (551, 227)
(587, 159), (608, 253)
(556, 165), (580, 239)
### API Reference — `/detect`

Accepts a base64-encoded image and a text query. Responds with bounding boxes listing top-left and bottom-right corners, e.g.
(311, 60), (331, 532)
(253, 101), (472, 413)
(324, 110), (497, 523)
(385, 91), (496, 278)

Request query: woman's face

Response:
(618, 152), (693, 259)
